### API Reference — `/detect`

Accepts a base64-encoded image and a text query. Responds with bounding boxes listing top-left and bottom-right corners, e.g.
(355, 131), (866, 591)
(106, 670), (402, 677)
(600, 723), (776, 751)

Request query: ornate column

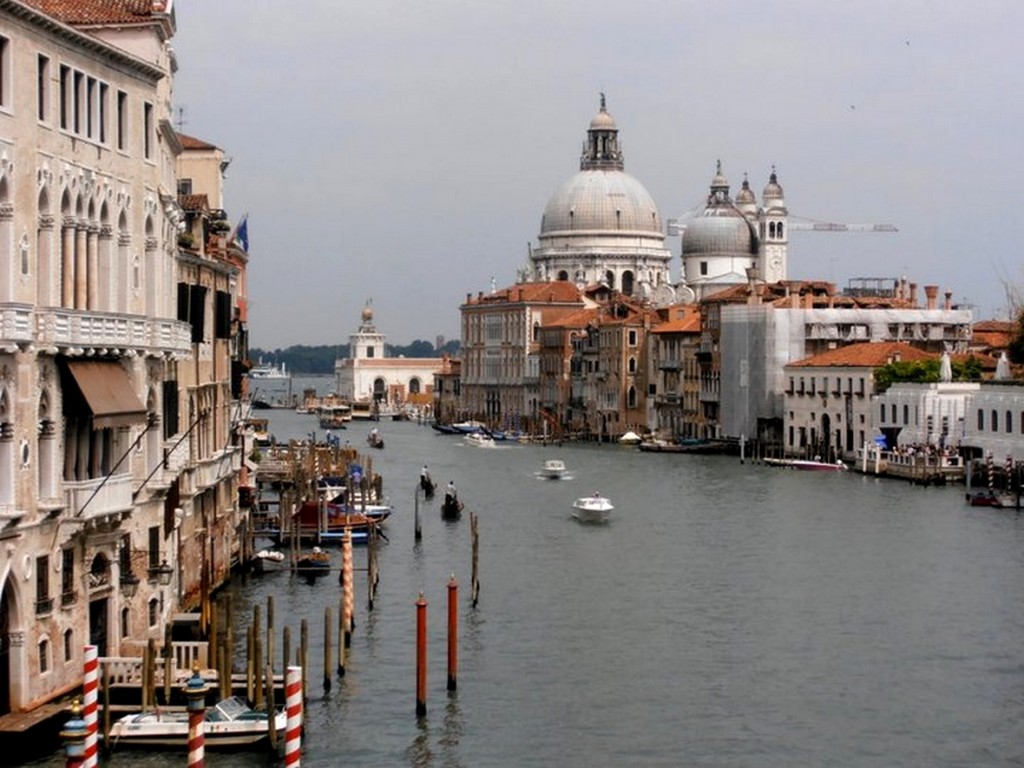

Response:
(86, 224), (99, 310)
(74, 221), (87, 309)
(61, 216), (75, 308)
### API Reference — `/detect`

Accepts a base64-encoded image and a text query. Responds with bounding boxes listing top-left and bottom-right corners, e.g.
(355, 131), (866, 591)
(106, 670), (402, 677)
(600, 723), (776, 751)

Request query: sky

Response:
(170, 0), (1024, 350)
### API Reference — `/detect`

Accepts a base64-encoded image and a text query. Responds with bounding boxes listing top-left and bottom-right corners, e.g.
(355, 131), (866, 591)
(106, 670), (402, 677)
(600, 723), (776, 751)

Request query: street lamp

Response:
(150, 559), (174, 586)
(120, 572), (140, 598)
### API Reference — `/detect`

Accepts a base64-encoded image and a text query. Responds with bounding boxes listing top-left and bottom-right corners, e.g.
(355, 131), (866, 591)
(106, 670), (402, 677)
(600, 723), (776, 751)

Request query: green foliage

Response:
(1009, 307), (1024, 365)
(250, 339), (461, 375)
(874, 354), (984, 392)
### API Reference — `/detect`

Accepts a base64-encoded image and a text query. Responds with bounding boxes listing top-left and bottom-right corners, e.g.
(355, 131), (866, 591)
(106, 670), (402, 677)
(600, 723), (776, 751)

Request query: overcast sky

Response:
(171, 0), (1024, 350)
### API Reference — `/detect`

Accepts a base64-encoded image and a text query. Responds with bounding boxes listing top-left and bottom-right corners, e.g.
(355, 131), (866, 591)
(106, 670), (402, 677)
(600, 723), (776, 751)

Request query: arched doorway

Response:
(373, 378), (387, 404)
(820, 414), (832, 461)
(0, 577), (19, 715)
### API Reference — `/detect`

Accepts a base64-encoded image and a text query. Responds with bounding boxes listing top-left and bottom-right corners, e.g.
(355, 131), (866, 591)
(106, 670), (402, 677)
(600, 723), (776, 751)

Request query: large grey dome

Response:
(540, 170), (662, 235)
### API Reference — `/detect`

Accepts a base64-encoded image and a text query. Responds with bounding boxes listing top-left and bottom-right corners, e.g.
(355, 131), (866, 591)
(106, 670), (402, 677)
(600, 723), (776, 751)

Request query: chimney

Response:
(466, 293), (472, 304)
(909, 282), (918, 306)
(924, 285), (938, 310)
(944, 290), (953, 310)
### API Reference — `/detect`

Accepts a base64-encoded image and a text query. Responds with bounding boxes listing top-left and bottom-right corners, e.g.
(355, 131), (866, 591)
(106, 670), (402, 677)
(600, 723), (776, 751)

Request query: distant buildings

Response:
(453, 97), (1006, 454)
(334, 303), (439, 416)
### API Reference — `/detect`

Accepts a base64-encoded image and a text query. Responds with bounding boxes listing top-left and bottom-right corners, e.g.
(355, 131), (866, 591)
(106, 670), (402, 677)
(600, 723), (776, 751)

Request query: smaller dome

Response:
(735, 178), (755, 205)
(762, 168), (784, 202)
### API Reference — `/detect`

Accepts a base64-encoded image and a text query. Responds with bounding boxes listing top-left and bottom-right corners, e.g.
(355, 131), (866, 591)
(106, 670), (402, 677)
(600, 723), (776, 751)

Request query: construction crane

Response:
(788, 218), (897, 233)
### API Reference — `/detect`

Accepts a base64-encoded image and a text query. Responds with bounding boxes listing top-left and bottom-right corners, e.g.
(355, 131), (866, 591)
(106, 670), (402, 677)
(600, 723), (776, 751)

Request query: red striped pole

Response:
(81, 645), (98, 768)
(185, 666), (210, 768)
(284, 665), (303, 767)
(416, 592), (427, 717)
(447, 575), (458, 692)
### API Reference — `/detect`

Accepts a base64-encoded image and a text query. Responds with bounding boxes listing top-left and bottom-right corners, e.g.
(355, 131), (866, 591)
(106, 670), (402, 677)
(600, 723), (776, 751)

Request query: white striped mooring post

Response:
(284, 665), (303, 766)
(81, 645), (98, 768)
(185, 665), (210, 768)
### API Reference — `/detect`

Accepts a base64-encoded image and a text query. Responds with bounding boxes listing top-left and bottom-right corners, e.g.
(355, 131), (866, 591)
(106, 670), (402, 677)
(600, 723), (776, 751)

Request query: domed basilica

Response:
(525, 96), (790, 304)
(526, 95), (674, 302)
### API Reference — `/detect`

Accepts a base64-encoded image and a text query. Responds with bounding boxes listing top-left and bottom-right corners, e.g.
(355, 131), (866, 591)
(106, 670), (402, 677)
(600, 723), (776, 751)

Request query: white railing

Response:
(64, 473), (133, 520)
(35, 307), (190, 355)
(0, 303), (33, 346)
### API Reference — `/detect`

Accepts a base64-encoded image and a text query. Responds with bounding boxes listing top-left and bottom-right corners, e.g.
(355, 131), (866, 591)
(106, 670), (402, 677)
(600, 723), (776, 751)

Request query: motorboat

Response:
(451, 420), (485, 434)
(790, 459), (848, 471)
(541, 459), (568, 479)
(296, 547), (331, 579)
(572, 494), (614, 523)
(618, 431), (642, 446)
(464, 432), (496, 448)
(252, 549), (285, 574)
(108, 696), (286, 749)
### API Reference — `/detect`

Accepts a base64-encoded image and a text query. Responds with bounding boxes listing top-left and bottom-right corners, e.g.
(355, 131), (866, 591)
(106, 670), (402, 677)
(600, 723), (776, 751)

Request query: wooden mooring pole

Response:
(415, 592), (427, 717)
(470, 512), (481, 607)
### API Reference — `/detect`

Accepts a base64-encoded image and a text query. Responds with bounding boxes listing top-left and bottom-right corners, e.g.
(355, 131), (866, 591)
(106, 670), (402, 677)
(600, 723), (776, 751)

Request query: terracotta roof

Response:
(464, 281), (583, 306)
(972, 320), (1014, 351)
(21, 0), (168, 24)
(178, 133), (220, 151)
(652, 314), (701, 334)
(788, 342), (934, 368)
(178, 194), (209, 213)
(546, 308), (600, 329)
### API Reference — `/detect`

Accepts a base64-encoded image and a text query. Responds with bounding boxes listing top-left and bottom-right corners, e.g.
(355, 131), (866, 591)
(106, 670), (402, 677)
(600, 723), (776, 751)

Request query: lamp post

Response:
(119, 573), (139, 599)
(150, 559), (173, 586)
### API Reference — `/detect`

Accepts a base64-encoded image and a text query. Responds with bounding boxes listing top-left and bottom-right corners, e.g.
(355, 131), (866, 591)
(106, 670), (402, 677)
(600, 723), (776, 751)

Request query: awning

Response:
(66, 360), (148, 429)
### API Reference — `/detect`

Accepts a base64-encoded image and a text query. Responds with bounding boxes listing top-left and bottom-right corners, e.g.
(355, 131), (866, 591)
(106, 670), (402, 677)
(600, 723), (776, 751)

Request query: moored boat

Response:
(572, 494), (614, 523)
(108, 696), (286, 749)
(464, 432), (496, 448)
(296, 547), (331, 578)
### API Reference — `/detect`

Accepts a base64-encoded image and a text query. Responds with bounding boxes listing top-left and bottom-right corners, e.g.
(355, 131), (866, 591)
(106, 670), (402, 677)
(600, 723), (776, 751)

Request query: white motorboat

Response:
(541, 459), (568, 479)
(464, 432), (496, 448)
(572, 494), (614, 523)
(108, 696), (286, 749)
(252, 549), (285, 573)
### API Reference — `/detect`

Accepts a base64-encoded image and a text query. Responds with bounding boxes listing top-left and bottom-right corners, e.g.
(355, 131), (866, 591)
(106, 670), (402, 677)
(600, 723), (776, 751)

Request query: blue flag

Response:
(235, 215), (249, 252)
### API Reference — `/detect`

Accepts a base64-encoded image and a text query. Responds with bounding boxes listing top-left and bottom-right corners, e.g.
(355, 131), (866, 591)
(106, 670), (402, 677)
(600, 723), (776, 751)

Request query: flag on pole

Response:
(233, 214), (249, 252)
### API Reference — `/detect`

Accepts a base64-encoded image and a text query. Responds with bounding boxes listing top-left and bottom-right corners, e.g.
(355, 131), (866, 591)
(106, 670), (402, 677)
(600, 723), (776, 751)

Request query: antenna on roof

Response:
(175, 107), (186, 133)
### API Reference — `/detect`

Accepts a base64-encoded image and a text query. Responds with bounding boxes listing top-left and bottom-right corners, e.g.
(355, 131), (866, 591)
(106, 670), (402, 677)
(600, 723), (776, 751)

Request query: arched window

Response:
(148, 598), (159, 627)
(880, 403), (886, 423)
(992, 410), (999, 432)
(557, 270), (569, 281)
(978, 409), (985, 431)
(628, 357), (637, 374)
(121, 607), (130, 639)
(622, 270), (634, 296)
(39, 637), (50, 674)
(627, 386), (637, 409)
(903, 404), (909, 425)
(63, 628), (73, 663)
(409, 378), (421, 395)
(1007, 411), (1013, 434)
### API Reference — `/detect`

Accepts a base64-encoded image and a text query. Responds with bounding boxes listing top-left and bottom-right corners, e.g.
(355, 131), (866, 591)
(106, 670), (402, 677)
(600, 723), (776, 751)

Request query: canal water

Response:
(36, 390), (1024, 766)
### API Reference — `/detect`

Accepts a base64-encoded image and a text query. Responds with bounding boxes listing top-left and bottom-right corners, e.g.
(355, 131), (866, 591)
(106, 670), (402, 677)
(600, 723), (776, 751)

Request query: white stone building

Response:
(334, 304), (440, 414)
(0, 0), (188, 714)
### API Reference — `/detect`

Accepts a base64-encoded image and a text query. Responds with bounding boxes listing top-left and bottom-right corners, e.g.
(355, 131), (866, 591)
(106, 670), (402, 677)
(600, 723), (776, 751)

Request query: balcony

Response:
(195, 449), (240, 490)
(35, 308), (191, 356)
(659, 359), (682, 371)
(64, 474), (133, 523)
(0, 303), (33, 348)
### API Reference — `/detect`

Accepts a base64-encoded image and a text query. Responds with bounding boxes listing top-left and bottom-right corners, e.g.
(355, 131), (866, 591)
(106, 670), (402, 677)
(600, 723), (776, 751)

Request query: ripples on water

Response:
(32, 395), (1024, 767)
